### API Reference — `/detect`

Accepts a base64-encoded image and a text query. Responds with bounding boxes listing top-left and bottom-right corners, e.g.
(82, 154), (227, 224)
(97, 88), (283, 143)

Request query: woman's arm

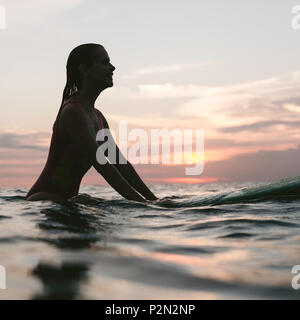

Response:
(114, 149), (158, 200)
(60, 104), (146, 202)
(96, 110), (158, 200)
(94, 160), (146, 202)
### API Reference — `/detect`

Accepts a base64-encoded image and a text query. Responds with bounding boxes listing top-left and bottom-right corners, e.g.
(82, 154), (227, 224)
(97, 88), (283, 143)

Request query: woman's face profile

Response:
(85, 46), (116, 89)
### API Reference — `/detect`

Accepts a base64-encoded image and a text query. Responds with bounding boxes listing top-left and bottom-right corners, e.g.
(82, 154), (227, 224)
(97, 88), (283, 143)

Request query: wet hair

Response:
(53, 43), (104, 130)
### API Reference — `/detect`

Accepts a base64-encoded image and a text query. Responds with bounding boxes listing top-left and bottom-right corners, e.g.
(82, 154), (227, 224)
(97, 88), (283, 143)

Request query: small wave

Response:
(152, 177), (300, 208)
(186, 218), (299, 231)
(0, 215), (11, 220)
(218, 232), (255, 239)
(145, 223), (185, 230)
(0, 195), (26, 202)
(134, 214), (173, 219)
(153, 245), (225, 255)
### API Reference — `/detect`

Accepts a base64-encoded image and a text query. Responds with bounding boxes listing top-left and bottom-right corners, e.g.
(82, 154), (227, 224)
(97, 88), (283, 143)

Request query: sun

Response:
(184, 152), (205, 165)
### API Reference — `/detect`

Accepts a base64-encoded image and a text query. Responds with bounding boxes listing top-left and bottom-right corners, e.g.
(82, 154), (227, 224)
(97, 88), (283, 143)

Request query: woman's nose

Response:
(110, 63), (116, 71)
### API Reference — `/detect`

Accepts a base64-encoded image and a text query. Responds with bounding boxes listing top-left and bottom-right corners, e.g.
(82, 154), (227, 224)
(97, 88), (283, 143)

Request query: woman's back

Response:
(26, 98), (101, 199)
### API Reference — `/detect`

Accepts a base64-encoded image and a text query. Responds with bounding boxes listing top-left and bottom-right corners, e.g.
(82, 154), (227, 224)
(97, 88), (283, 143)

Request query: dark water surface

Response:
(1, 178), (300, 299)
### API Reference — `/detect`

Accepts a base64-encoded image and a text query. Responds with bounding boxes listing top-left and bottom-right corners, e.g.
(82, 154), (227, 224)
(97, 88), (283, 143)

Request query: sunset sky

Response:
(1, 0), (300, 187)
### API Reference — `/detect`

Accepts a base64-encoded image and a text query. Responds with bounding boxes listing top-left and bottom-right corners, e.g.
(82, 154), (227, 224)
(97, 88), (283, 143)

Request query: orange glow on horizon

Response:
(148, 177), (219, 184)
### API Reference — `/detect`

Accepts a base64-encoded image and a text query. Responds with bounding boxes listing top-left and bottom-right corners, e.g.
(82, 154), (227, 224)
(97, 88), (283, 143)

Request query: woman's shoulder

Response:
(60, 98), (83, 116)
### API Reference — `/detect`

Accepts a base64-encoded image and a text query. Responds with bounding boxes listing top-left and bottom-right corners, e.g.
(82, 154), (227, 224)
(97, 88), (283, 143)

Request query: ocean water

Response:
(1, 178), (300, 300)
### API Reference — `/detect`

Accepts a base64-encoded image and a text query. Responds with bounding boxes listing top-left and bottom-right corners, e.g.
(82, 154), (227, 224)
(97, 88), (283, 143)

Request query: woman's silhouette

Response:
(26, 43), (157, 204)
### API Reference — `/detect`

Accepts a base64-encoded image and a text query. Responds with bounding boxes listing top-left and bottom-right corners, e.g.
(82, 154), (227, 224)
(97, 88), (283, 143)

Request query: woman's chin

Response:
(99, 81), (113, 89)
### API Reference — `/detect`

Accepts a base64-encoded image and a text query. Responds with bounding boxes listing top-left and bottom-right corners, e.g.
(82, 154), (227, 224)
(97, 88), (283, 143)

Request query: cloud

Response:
(0, 131), (50, 151)
(134, 71), (300, 123)
(130, 71), (300, 150)
(283, 103), (300, 113)
(219, 120), (300, 133)
(137, 83), (205, 98)
(123, 62), (214, 79)
(204, 145), (300, 182)
(0, 131), (50, 187)
(107, 113), (206, 129)
(173, 71), (300, 124)
(134, 146), (300, 183)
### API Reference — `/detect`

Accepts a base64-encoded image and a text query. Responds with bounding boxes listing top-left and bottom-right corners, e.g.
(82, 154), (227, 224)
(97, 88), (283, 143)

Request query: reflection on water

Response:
(32, 262), (89, 300)
(1, 179), (300, 299)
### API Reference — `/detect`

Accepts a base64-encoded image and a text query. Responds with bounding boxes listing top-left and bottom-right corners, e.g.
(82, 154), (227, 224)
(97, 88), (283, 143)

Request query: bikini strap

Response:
(95, 110), (104, 130)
